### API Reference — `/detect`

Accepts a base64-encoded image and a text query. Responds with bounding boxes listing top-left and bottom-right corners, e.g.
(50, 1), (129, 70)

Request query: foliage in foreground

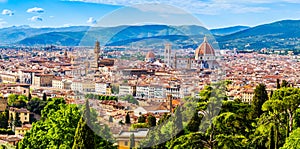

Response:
(140, 82), (300, 149)
(18, 98), (115, 149)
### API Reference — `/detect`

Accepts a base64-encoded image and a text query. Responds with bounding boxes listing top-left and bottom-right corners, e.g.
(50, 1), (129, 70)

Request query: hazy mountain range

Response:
(2, 20), (300, 50)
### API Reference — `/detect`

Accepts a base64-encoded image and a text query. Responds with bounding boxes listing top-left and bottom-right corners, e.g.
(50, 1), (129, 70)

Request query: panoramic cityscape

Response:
(1, 0), (300, 149)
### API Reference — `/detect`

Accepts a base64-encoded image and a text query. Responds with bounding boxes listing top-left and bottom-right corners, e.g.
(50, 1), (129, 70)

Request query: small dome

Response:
(146, 51), (155, 59)
(195, 37), (215, 58)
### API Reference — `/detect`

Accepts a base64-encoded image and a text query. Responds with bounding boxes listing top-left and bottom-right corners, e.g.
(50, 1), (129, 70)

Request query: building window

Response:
(124, 141), (128, 146)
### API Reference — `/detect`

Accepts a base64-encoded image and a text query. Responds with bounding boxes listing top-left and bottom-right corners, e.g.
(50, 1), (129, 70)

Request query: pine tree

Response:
(125, 112), (131, 124)
(72, 99), (95, 149)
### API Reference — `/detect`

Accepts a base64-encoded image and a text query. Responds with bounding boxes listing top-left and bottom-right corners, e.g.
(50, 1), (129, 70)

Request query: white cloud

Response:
(67, 0), (300, 15)
(0, 0), (7, 3)
(87, 17), (97, 24)
(27, 7), (44, 13)
(28, 16), (43, 22)
(2, 9), (14, 16)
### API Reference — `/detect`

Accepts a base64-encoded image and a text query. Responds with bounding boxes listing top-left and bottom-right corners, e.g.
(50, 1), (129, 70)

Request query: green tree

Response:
(121, 95), (139, 105)
(12, 99), (27, 108)
(186, 111), (201, 132)
(167, 132), (206, 149)
(27, 98), (47, 115)
(7, 94), (18, 106)
(129, 133), (135, 149)
(254, 98), (287, 149)
(270, 87), (300, 132)
(41, 98), (65, 119)
(157, 113), (171, 125)
(147, 115), (156, 127)
(172, 106), (183, 138)
(42, 93), (47, 101)
(277, 79), (281, 89)
(14, 112), (22, 127)
(18, 95), (28, 101)
(281, 80), (289, 88)
(269, 125), (275, 149)
(216, 134), (248, 149)
(125, 113), (131, 124)
(138, 115), (146, 123)
(109, 116), (113, 123)
(18, 104), (81, 149)
(28, 93), (32, 101)
(282, 128), (300, 149)
(0, 111), (9, 129)
(270, 90), (274, 99)
(251, 83), (268, 118)
(72, 99), (96, 149)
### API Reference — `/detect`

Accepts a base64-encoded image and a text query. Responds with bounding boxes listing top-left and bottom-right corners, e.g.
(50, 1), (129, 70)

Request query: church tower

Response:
(164, 43), (172, 67)
(92, 40), (101, 68)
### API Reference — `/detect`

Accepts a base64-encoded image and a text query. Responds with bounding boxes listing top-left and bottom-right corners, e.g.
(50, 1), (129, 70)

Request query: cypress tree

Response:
(125, 112), (131, 124)
(251, 83), (268, 118)
(72, 99), (95, 149)
(28, 93), (32, 101)
(186, 111), (201, 132)
(173, 106), (183, 137)
(269, 125), (275, 149)
(275, 125), (278, 149)
(42, 93), (47, 101)
(276, 79), (281, 89)
(109, 116), (113, 123)
(129, 133), (135, 149)
(270, 90), (273, 99)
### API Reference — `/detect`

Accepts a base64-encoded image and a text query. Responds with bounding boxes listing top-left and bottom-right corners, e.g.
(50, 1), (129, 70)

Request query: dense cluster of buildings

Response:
(1, 37), (300, 148)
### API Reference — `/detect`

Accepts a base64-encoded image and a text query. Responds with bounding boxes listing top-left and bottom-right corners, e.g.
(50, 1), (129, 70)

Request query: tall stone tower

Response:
(164, 43), (172, 67)
(92, 40), (101, 68)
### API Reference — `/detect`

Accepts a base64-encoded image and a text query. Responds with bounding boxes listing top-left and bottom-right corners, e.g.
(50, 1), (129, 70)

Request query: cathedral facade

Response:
(163, 37), (218, 70)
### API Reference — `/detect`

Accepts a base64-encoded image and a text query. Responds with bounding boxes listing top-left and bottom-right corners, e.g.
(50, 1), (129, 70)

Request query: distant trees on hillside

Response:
(85, 94), (118, 101)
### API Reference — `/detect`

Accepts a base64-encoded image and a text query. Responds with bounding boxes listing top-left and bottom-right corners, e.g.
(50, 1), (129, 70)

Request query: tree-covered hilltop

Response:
(18, 98), (115, 149)
(139, 82), (300, 149)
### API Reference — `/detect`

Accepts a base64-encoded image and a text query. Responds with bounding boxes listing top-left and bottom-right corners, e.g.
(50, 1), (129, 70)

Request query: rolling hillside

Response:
(2, 20), (300, 50)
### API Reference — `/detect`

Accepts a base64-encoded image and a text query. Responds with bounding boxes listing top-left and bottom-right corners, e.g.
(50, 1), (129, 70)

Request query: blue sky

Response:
(1, 0), (300, 29)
